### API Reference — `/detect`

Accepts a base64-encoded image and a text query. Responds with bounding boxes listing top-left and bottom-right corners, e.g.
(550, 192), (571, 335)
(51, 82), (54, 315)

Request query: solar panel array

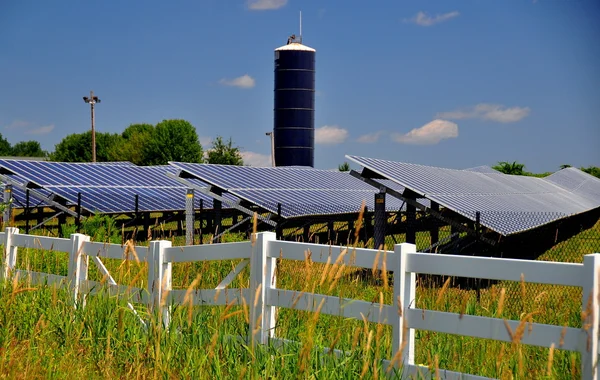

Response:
(5, 156), (597, 235)
(168, 162), (421, 218)
(346, 155), (600, 236)
(0, 160), (224, 213)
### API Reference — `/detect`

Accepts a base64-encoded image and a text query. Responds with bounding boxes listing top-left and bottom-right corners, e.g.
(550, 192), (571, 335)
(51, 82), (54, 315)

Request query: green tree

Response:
(51, 131), (123, 162)
(581, 166), (600, 179)
(206, 136), (243, 165)
(11, 141), (47, 157)
(109, 123), (155, 165)
(122, 123), (154, 139)
(492, 161), (525, 175)
(0, 133), (11, 156)
(142, 119), (203, 165)
(338, 162), (350, 171)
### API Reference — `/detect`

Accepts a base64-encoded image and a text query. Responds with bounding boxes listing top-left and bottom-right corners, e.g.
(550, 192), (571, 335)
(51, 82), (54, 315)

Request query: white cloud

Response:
(219, 74), (255, 89)
(437, 103), (530, 123)
(25, 124), (54, 135)
(392, 119), (458, 145)
(405, 11), (460, 26)
(4, 120), (31, 130)
(315, 125), (349, 145)
(247, 0), (287, 10)
(241, 151), (272, 167)
(357, 131), (384, 143)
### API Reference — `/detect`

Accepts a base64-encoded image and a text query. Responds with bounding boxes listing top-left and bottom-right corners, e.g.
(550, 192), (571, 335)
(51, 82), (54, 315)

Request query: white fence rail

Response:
(1, 227), (599, 379)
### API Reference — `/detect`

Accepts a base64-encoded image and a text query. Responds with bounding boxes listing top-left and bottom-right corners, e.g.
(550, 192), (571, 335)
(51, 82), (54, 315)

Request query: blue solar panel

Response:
(346, 155), (600, 236)
(169, 162), (380, 191)
(234, 189), (409, 217)
(10, 188), (50, 208)
(0, 160), (178, 187)
(0, 174), (51, 208)
(168, 162), (427, 217)
(0, 160), (231, 214)
(46, 186), (201, 213)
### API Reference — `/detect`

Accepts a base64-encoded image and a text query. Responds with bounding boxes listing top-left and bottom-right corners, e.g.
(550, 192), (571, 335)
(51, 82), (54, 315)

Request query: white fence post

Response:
(148, 240), (172, 328)
(581, 254), (600, 380)
(1, 227), (19, 282)
(249, 231), (277, 346)
(68, 233), (90, 308)
(392, 242), (416, 371)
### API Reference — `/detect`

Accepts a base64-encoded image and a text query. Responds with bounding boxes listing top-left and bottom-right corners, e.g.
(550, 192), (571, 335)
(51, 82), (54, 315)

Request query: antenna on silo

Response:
(299, 11), (302, 43)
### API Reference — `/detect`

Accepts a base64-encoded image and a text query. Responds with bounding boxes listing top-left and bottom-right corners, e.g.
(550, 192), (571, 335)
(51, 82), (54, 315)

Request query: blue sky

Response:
(0, 0), (598, 172)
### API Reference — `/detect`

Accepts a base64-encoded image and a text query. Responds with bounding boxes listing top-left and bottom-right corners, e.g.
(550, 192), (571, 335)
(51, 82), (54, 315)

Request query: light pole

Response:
(265, 132), (275, 167)
(83, 91), (101, 162)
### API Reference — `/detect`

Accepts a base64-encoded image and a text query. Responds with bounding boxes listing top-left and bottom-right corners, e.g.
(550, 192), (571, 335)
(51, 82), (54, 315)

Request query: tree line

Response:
(1, 119), (243, 166)
(491, 161), (600, 179)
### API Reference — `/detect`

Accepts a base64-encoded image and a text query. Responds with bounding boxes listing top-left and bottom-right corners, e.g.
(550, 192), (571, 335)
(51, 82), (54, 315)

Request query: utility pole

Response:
(83, 91), (101, 162)
(265, 132), (275, 167)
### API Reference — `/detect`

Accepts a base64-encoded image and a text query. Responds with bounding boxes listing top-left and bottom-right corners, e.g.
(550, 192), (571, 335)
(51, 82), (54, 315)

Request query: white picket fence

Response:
(1, 226), (599, 380)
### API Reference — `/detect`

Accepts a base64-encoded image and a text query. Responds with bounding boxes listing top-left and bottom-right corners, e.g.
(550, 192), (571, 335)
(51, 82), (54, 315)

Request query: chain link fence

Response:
(275, 204), (600, 327)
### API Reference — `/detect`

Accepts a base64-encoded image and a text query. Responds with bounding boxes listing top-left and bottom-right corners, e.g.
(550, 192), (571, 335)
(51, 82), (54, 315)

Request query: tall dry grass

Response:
(0, 213), (597, 378)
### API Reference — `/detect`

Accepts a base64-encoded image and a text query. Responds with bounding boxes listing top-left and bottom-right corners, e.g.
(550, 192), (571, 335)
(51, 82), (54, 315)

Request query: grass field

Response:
(0, 216), (599, 379)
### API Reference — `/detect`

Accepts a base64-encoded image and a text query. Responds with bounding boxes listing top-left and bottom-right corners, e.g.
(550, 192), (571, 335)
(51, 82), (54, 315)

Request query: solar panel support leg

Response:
(134, 194), (139, 222)
(37, 206), (44, 226)
(374, 192), (386, 250)
(450, 224), (459, 246)
(76, 192), (82, 233)
(213, 189), (222, 243)
(303, 225), (310, 242)
(275, 203), (283, 240)
(3, 184), (12, 229)
(185, 189), (194, 246)
(327, 221), (334, 244)
(406, 200), (416, 245)
(58, 209), (67, 235)
(430, 202), (439, 248)
(144, 212), (150, 240)
(207, 213), (213, 240)
(25, 190), (30, 234)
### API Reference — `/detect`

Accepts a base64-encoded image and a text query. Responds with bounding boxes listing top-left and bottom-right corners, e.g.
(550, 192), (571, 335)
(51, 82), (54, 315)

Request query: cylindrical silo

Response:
(273, 38), (316, 167)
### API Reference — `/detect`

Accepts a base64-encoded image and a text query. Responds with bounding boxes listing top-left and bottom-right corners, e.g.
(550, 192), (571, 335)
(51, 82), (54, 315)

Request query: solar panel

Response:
(168, 162), (426, 218)
(169, 162), (381, 191)
(544, 167), (600, 204)
(0, 173), (51, 208)
(0, 160), (230, 214)
(44, 186), (201, 214)
(0, 160), (178, 187)
(346, 155), (600, 236)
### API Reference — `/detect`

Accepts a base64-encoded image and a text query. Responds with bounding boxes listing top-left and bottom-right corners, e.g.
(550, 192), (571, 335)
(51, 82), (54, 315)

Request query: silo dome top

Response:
(275, 42), (316, 52)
